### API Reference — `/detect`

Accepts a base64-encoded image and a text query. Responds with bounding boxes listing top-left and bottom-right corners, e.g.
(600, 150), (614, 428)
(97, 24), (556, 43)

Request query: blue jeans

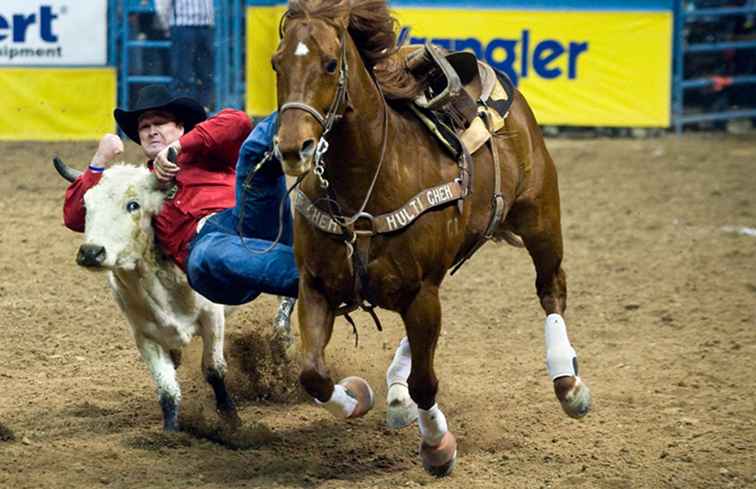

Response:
(186, 113), (298, 305)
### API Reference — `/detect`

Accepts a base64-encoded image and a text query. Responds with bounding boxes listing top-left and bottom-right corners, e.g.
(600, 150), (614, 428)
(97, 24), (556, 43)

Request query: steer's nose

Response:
(77, 244), (106, 268)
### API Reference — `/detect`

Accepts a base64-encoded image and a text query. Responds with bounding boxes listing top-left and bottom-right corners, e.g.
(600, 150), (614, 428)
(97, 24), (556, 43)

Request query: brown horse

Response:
(272, 0), (591, 476)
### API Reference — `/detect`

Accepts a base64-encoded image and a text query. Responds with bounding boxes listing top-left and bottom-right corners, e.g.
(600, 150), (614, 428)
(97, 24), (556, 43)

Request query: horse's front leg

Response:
(298, 283), (373, 419)
(403, 284), (457, 477)
(386, 336), (418, 429)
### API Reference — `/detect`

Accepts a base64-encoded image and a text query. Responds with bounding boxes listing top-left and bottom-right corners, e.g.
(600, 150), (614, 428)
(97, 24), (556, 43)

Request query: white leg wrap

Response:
(418, 404), (448, 447)
(545, 313), (578, 380)
(386, 336), (412, 388)
(315, 384), (357, 419)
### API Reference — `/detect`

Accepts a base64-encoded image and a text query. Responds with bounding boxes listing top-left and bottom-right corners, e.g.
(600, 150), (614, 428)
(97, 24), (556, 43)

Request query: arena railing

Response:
(112, 0), (244, 112)
(673, 0), (756, 133)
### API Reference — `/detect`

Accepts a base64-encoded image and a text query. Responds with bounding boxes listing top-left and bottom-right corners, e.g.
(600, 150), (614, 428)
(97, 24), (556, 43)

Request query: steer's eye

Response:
(324, 58), (338, 74)
(126, 201), (141, 213)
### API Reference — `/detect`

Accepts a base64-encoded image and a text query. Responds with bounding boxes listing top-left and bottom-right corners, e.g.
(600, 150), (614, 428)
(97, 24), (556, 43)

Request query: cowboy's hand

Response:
(91, 134), (124, 168)
(153, 141), (182, 183)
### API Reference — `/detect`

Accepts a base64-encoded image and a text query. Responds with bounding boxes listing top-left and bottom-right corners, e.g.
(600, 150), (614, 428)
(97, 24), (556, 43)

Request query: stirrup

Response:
(273, 296), (295, 339)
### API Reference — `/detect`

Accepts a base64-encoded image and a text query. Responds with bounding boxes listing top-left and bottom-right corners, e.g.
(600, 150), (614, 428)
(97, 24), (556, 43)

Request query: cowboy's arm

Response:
(63, 134), (123, 232)
(237, 112), (283, 180)
(63, 171), (101, 232)
(177, 109), (253, 171)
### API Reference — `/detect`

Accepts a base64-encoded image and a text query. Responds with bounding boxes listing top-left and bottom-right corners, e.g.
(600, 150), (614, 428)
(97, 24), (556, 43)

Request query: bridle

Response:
(275, 30), (351, 190)
(274, 24), (389, 230)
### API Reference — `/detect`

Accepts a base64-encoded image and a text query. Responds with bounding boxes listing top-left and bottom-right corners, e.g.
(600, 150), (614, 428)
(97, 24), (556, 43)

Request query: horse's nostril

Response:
(300, 139), (317, 159)
(77, 244), (106, 267)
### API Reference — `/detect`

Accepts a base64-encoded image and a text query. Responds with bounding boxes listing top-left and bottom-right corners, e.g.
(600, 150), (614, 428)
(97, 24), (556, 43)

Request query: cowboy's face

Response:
(138, 111), (185, 158)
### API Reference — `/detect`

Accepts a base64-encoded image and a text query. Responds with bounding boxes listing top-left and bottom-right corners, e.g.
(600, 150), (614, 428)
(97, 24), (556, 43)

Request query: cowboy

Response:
(63, 85), (298, 314)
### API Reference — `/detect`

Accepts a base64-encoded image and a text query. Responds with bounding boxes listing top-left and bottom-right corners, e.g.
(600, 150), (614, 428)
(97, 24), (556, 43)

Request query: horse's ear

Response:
(337, 15), (350, 30)
(278, 11), (291, 38)
(333, 7), (350, 30)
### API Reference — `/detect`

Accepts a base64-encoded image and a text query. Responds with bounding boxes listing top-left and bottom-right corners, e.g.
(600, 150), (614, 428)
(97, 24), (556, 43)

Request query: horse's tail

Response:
(494, 230), (525, 248)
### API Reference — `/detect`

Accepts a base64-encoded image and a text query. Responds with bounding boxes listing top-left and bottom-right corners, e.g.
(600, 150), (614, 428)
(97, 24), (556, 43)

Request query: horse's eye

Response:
(126, 201), (141, 213)
(325, 58), (338, 74)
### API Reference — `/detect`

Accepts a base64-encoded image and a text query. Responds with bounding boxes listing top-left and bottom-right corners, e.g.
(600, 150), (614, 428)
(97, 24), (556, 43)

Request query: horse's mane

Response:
(285, 0), (422, 100)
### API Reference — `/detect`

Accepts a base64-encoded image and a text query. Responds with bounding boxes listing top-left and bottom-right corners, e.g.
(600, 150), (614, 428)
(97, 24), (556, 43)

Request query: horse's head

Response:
(272, 4), (350, 177)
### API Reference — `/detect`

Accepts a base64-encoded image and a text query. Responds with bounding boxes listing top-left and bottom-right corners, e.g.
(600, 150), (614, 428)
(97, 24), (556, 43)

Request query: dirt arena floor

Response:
(0, 133), (754, 489)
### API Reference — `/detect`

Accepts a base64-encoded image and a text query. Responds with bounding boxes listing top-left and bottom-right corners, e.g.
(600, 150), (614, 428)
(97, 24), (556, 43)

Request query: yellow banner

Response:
(246, 7), (672, 127)
(0, 67), (116, 141)
(247, 5), (286, 118)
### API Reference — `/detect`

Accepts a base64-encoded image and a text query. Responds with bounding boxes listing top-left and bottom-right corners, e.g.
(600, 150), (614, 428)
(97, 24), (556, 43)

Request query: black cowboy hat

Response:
(114, 85), (207, 143)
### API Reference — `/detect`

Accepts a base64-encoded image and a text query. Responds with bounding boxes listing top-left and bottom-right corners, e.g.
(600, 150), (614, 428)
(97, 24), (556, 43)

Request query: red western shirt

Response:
(63, 109), (252, 270)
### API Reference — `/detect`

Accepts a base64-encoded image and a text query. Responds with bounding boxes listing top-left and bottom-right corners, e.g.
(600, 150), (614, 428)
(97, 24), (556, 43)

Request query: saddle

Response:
(404, 42), (515, 157)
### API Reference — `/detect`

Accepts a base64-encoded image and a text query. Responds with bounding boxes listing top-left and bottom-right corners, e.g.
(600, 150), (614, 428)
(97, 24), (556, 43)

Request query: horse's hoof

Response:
(420, 432), (458, 477)
(386, 384), (418, 429)
(554, 376), (592, 419)
(340, 376), (374, 419)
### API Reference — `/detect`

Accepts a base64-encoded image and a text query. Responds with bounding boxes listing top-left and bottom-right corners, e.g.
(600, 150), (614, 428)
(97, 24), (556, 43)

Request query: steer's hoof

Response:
(340, 376), (374, 419)
(219, 409), (242, 430)
(554, 375), (592, 419)
(386, 384), (418, 429)
(420, 432), (457, 477)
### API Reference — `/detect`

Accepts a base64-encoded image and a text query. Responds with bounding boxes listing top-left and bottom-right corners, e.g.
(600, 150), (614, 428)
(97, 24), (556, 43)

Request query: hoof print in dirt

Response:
(0, 423), (16, 442)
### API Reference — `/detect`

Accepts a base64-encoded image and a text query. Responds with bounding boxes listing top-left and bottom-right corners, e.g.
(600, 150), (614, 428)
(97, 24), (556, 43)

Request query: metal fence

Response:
(673, 0), (756, 133)
(109, 0), (244, 112)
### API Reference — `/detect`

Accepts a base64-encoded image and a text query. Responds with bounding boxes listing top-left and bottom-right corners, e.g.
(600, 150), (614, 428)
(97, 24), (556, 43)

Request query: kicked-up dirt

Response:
(0, 133), (755, 488)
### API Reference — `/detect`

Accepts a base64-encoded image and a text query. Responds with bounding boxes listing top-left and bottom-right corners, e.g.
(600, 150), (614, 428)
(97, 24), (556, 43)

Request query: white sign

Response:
(0, 1), (107, 66)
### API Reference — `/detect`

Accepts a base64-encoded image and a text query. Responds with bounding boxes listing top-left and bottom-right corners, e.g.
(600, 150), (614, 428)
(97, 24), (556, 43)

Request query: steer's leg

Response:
(299, 283), (373, 419)
(135, 333), (181, 431)
(403, 284), (457, 477)
(199, 305), (240, 427)
(513, 156), (591, 419)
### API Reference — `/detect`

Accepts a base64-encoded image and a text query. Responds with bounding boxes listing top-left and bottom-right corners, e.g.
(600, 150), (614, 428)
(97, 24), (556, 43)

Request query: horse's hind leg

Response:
(298, 285), (374, 419)
(403, 285), (457, 476)
(511, 163), (591, 419)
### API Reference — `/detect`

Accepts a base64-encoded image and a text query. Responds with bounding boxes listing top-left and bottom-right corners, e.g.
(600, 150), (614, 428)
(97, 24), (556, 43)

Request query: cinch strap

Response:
(294, 179), (465, 237)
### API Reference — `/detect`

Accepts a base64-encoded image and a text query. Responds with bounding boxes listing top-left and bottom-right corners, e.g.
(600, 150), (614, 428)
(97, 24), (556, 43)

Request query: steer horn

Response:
(53, 157), (82, 183)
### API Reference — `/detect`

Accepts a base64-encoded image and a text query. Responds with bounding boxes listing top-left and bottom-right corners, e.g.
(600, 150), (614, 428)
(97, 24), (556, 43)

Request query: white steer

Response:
(56, 161), (256, 431)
